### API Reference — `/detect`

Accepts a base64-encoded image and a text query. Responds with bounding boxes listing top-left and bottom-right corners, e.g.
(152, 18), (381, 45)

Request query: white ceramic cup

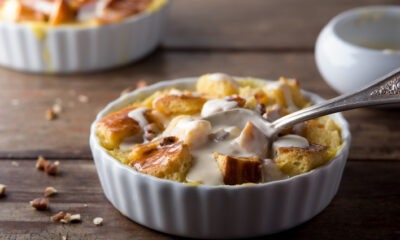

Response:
(315, 6), (400, 94)
(90, 77), (351, 239)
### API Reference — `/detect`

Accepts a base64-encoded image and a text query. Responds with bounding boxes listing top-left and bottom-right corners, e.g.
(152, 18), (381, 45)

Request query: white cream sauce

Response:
(128, 107), (149, 128)
(77, 0), (107, 22)
(265, 82), (298, 112)
(207, 73), (236, 83)
(119, 135), (143, 151)
(273, 134), (309, 152)
(261, 159), (288, 182)
(186, 121), (265, 185)
(118, 107), (150, 150)
(233, 121), (268, 158)
(168, 89), (184, 96)
(201, 99), (238, 117)
(24, 0), (54, 14)
(186, 126), (252, 185)
(163, 117), (211, 147)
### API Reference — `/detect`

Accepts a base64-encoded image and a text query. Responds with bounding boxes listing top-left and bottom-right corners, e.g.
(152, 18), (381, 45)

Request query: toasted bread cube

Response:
(275, 144), (328, 177)
(281, 77), (308, 109)
(0, 0), (22, 22)
(234, 121), (268, 158)
(264, 105), (289, 122)
(239, 86), (270, 108)
(96, 106), (142, 149)
(163, 116), (211, 147)
(213, 153), (262, 185)
(152, 92), (207, 116)
(300, 119), (341, 156)
(0, 0), (45, 22)
(196, 73), (239, 98)
(263, 78), (308, 111)
(129, 137), (192, 181)
(49, 0), (75, 26)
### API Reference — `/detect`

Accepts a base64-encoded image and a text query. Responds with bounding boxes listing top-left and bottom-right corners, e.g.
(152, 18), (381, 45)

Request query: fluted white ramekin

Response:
(90, 77), (351, 239)
(0, 1), (169, 73)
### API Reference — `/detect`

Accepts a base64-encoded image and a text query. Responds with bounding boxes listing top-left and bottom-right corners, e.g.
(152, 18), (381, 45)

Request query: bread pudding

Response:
(96, 73), (343, 186)
(0, 0), (166, 25)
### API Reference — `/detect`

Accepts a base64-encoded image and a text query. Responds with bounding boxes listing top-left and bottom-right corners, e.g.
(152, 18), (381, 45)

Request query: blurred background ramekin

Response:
(316, 6), (400, 94)
(0, 0), (169, 74)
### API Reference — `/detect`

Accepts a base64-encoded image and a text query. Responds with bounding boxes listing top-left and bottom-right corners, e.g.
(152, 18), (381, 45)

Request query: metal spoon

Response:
(204, 67), (400, 139)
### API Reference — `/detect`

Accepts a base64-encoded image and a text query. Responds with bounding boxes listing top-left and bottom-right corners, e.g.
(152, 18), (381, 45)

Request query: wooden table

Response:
(1, 1), (399, 239)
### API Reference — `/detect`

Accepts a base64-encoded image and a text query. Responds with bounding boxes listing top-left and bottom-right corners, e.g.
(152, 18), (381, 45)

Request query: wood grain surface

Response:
(164, 0), (398, 49)
(0, 0), (399, 239)
(1, 51), (399, 160)
(0, 160), (399, 239)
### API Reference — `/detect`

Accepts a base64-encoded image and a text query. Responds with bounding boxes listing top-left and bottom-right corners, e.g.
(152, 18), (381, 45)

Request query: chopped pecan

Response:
(159, 136), (177, 146)
(44, 161), (59, 175)
(51, 211), (65, 221)
(36, 156), (47, 170)
(93, 217), (103, 226)
(256, 103), (266, 116)
(225, 95), (246, 107)
(46, 108), (57, 120)
(44, 187), (58, 197)
(0, 184), (6, 197)
(30, 197), (49, 210)
(136, 80), (148, 89)
(144, 123), (160, 141)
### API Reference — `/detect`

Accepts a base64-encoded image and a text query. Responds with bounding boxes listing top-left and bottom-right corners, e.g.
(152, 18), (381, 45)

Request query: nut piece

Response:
(225, 95), (246, 107)
(78, 94), (89, 103)
(136, 80), (148, 89)
(36, 156), (47, 170)
(44, 161), (58, 175)
(61, 213), (71, 223)
(44, 187), (58, 197)
(70, 214), (81, 223)
(46, 108), (57, 120)
(11, 161), (19, 167)
(143, 123), (160, 141)
(52, 103), (63, 114)
(0, 184), (6, 197)
(51, 211), (65, 221)
(120, 87), (135, 96)
(30, 197), (49, 210)
(36, 157), (59, 175)
(93, 217), (103, 226)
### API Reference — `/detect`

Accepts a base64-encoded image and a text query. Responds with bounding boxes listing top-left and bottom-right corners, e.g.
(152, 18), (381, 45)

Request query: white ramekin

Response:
(90, 77), (351, 239)
(0, 1), (169, 73)
(315, 6), (400, 94)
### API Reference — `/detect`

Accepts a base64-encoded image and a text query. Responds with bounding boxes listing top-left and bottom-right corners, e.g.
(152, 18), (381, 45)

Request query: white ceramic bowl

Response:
(0, 1), (169, 73)
(89, 77), (351, 238)
(315, 6), (400, 94)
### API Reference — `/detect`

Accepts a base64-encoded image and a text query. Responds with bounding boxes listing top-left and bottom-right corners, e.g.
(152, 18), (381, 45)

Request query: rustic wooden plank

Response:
(1, 50), (399, 160)
(0, 159), (399, 239)
(164, 0), (398, 49)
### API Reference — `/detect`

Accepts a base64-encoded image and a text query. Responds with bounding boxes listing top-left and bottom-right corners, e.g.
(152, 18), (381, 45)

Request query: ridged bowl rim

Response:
(89, 77), (351, 190)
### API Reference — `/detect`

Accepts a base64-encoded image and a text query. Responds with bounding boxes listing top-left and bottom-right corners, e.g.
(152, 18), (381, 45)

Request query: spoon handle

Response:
(271, 67), (400, 132)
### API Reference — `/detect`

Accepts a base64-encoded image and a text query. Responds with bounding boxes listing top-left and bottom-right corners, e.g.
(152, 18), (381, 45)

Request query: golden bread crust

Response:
(214, 152), (262, 185)
(96, 106), (142, 149)
(153, 94), (207, 116)
(129, 136), (192, 181)
(49, 0), (75, 26)
(196, 74), (239, 98)
(275, 144), (328, 177)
